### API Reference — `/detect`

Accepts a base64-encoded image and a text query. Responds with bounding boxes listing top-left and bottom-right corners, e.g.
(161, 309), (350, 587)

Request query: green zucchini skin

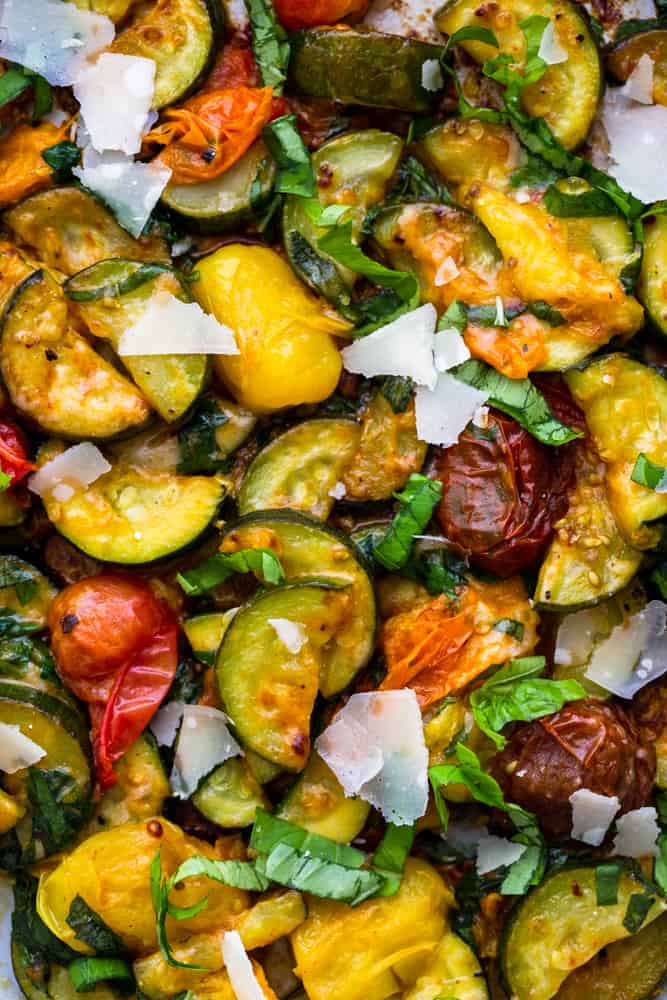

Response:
(640, 214), (667, 336)
(277, 751), (370, 843)
(288, 28), (446, 111)
(192, 757), (269, 828)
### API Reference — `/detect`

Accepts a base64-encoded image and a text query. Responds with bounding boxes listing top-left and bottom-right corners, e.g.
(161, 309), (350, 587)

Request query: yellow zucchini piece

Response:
(277, 752), (370, 843)
(566, 354), (667, 549)
(435, 0), (601, 150)
(419, 118), (522, 192)
(69, 0), (137, 21)
(192, 757), (270, 828)
(0, 554), (57, 632)
(403, 931), (488, 1000)
(640, 213), (667, 335)
(1, 272), (151, 439)
(83, 735), (169, 838)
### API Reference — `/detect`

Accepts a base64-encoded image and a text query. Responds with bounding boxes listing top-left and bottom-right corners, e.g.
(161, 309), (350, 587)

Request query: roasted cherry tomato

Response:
(0, 418), (35, 485)
(48, 575), (178, 789)
(492, 700), (656, 839)
(433, 378), (583, 577)
(203, 41), (260, 90)
(274, 0), (370, 30)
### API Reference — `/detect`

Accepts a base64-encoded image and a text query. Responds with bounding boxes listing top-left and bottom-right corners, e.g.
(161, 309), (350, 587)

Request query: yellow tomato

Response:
(36, 818), (249, 954)
(192, 245), (349, 413)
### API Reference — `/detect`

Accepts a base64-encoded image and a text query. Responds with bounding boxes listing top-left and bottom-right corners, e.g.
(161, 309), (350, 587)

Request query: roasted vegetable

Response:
(0, 121), (70, 209)
(640, 213), (667, 335)
(277, 751), (370, 843)
(607, 28), (667, 106)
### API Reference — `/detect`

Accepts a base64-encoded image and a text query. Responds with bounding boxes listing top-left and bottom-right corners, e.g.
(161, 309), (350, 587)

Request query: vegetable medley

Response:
(2, 0), (667, 998)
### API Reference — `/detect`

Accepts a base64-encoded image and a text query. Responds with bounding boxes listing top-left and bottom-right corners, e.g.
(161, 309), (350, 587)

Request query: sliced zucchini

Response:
(277, 751), (370, 843)
(418, 118), (523, 192)
(288, 27), (446, 111)
(4, 188), (169, 276)
(555, 908), (667, 1000)
(65, 260), (207, 423)
(83, 734), (169, 838)
(283, 130), (403, 308)
(162, 140), (276, 234)
(69, 0), (136, 22)
(534, 444), (642, 611)
(607, 28), (667, 106)
(183, 610), (235, 665)
(238, 419), (361, 521)
(192, 757), (269, 828)
(12, 937), (130, 1000)
(404, 931), (488, 1000)
(216, 581), (354, 771)
(640, 213), (667, 335)
(1, 272), (151, 439)
(177, 394), (257, 475)
(111, 0), (223, 108)
(41, 460), (224, 564)
(500, 866), (667, 1000)
(435, 0), (601, 150)
(566, 355), (667, 550)
(553, 178), (640, 283)
(0, 556), (56, 635)
(220, 510), (376, 696)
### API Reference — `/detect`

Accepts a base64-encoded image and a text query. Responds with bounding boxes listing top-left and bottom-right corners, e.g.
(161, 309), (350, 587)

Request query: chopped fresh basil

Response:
(263, 114), (315, 197)
(256, 843), (383, 905)
(68, 957), (133, 994)
(12, 872), (79, 966)
(177, 549), (285, 596)
(0, 65), (52, 121)
(500, 844), (545, 895)
(509, 154), (560, 190)
(446, 24), (500, 49)
(596, 863), (621, 906)
(623, 891), (654, 933)
(526, 300), (566, 326)
(380, 375), (414, 413)
(171, 854), (270, 891)
(245, 0), (289, 94)
(251, 809), (366, 868)
(631, 453), (667, 492)
(66, 896), (123, 955)
(0, 67), (32, 107)
(452, 360), (582, 446)
(373, 474), (443, 572)
(27, 769), (88, 856)
(493, 618), (525, 640)
(150, 850), (208, 971)
(372, 823), (416, 896)
(177, 398), (229, 474)
(402, 547), (468, 599)
(42, 140), (81, 182)
(544, 183), (621, 218)
(0, 562), (37, 591)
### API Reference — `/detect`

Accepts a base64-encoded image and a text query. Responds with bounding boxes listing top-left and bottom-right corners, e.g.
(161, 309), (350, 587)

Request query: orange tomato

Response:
(274, 0), (370, 30)
(464, 313), (548, 379)
(0, 121), (69, 209)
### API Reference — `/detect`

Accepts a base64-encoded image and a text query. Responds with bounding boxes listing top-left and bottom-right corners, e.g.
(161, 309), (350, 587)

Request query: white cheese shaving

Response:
(475, 832), (527, 875)
(0, 0), (114, 86)
(621, 53), (654, 105)
(613, 806), (661, 858)
(433, 256), (460, 287)
(537, 21), (568, 66)
(73, 147), (172, 238)
(268, 618), (307, 654)
(0, 723), (46, 773)
(364, 0), (443, 42)
(222, 0), (251, 34)
(601, 90), (667, 202)
(341, 303), (438, 388)
(28, 443), (111, 499)
(0, 876), (22, 1000)
(222, 931), (266, 1000)
(472, 404), (490, 428)
(150, 701), (185, 747)
(421, 58), (444, 92)
(117, 291), (239, 356)
(316, 690), (428, 826)
(585, 600), (667, 698)
(433, 327), (470, 372)
(328, 481), (347, 500)
(74, 53), (156, 155)
(621, 0), (656, 17)
(415, 372), (489, 446)
(171, 237), (194, 258)
(569, 789), (620, 846)
(170, 705), (241, 799)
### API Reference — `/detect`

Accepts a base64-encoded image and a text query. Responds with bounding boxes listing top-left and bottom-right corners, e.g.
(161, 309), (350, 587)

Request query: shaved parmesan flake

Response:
(0, 724), (46, 773)
(0, 876), (22, 1000)
(537, 21), (568, 65)
(328, 481), (346, 500)
(117, 291), (239, 356)
(613, 806), (660, 858)
(621, 53), (654, 105)
(73, 147), (172, 238)
(74, 53), (155, 155)
(222, 931), (266, 1000)
(434, 256), (459, 287)
(223, 0), (250, 33)
(341, 303), (437, 388)
(421, 58), (443, 92)
(364, 0), (443, 42)
(268, 618), (307, 654)
(0, 0), (114, 86)
(316, 690), (428, 825)
(585, 600), (667, 698)
(476, 832), (527, 874)
(601, 91), (667, 202)
(622, 0), (656, 17)
(28, 443), (110, 499)
(472, 404), (489, 428)
(150, 701), (185, 747)
(170, 705), (241, 799)
(415, 372), (489, 446)
(569, 789), (620, 846)
(433, 328), (470, 371)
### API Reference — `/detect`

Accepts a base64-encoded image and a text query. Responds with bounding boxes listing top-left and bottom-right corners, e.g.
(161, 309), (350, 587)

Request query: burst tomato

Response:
(0, 418), (35, 485)
(48, 575), (178, 788)
(274, 0), (370, 30)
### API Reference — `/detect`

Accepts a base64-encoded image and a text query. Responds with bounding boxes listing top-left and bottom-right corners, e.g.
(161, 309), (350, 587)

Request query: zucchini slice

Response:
(607, 28), (667, 106)
(283, 130), (403, 309)
(277, 751), (370, 843)
(404, 931), (488, 1000)
(220, 510), (376, 695)
(418, 118), (523, 191)
(12, 936), (128, 1000)
(69, 0), (136, 22)
(184, 611), (232, 666)
(238, 419), (361, 521)
(435, 0), (601, 150)
(110, 0), (223, 108)
(162, 140), (276, 234)
(177, 394), (257, 474)
(4, 188), (169, 276)
(640, 213), (667, 335)
(216, 581), (354, 771)
(192, 757), (269, 828)
(0, 555), (56, 635)
(553, 178), (640, 283)
(41, 461), (224, 564)
(534, 444), (642, 611)
(65, 260), (207, 423)
(500, 866), (667, 1000)
(83, 734), (169, 837)
(1, 272), (151, 440)
(288, 27), (446, 111)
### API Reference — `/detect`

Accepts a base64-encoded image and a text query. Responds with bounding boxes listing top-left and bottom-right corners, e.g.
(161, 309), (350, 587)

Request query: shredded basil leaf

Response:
(256, 843), (383, 905)
(596, 863), (621, 905)
(245, 0), (289, 94)
(623, 891), (655, 933)
(380, 375), (414, 413)
(177, 398), (230, 474)
(66, 896), (123, 955)
(401, 547), (468, 599)
(177, 549), (285, 596)
(544, 183), (621, 218)
(372, 823), (416, 896)
(509, 154), (560, 190)
(68, 957), (133, 994)
(172, 855), (269, 891)
(631, 453), (667, 492)
(500, 845), (545, 895)
(263, 114), (315, 197)
(493, 618), (525, 640)
(0, 67), (32, 107)
(373, 474), (443, 572)
(251, 809), (366, 868)
(42, 140), (80, 182)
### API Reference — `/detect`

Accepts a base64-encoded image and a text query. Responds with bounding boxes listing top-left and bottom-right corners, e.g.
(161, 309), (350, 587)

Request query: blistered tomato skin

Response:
(492, 700), (656, 839)
(275, 0), (370, 30)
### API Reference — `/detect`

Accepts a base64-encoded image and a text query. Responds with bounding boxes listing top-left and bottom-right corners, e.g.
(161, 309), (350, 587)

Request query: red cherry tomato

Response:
(0, 419), (35, 486)
(48, 575), (178, 789)
(274, 0), (370, 30)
